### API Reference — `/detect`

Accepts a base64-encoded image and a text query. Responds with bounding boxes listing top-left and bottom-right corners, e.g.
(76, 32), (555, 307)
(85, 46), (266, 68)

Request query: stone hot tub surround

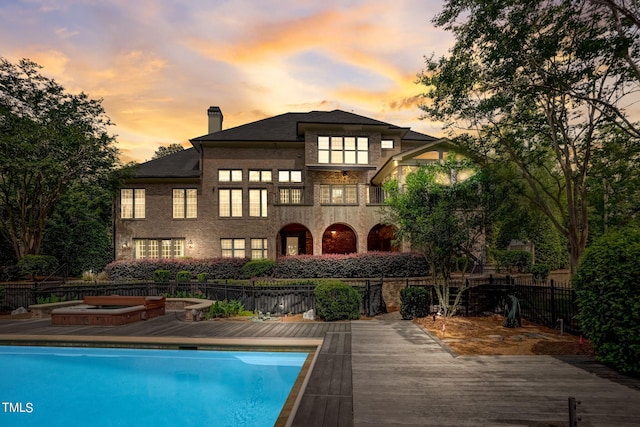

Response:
(50, 296), (166, 326)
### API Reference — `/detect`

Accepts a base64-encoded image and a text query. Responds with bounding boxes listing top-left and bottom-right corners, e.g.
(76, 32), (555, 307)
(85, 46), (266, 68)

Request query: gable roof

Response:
(190, 109), (408, 143)
(134, 147), (199, 179)
(132, 109), (439, 179)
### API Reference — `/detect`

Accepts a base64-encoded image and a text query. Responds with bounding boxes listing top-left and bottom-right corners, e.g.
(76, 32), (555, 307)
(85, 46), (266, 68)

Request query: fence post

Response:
(32, 282), (39, 306)
(366, 280), (371, 317)
(550, 279), (556, 324)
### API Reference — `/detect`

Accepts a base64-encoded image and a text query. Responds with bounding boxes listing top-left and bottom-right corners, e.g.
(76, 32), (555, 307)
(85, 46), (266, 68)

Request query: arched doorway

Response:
(367, 224), (399, 252)
(278, 223), (313, 256)
(322, 223), (357, 254)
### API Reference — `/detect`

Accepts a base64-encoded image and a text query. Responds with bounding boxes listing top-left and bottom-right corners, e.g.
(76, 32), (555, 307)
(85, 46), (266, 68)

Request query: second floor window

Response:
(249, 170), (272, 182)
(321, 184), (358, 205)
(173, 189), (197, 219)
(219, 189), (243, 217)
(318, 136), (368, 164)
(279, 187), (302, 204)
(278, 170), (302, 182)
(219, 169), (242, 182)
(249, 189), (268, 217)
(121, 189), (145, 219)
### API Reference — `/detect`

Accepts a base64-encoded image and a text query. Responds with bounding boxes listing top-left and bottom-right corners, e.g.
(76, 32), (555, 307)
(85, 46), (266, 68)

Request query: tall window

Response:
(249, 189), (268, 217)
(251, 238), (268, 259)
(173, 189), (197, 218)
(121, 189), (145, 219)
(133, 238), (184, 259)
(218, 169), (242, 182)
(278, 170), (302, 182)
(219, 189), (243, 217)
(221, 238), (245, 258)
(318, 136), (368, 164)
(279, 188), (302, 204)
(249, 170), (272, 182)
(320, 184), (358, 205)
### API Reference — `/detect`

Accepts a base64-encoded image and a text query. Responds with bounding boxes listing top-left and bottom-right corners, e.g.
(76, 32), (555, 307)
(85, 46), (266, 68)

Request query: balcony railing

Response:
(366, 186), (388, 205)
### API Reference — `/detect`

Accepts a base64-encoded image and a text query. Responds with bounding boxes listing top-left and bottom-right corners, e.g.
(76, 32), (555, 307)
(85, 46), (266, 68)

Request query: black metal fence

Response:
(0, 280), (384, 317)
(408, 275), (579, 335)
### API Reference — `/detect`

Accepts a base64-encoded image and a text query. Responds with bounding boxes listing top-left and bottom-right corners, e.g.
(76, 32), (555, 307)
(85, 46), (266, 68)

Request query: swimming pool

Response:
(0, 345), (308, 427)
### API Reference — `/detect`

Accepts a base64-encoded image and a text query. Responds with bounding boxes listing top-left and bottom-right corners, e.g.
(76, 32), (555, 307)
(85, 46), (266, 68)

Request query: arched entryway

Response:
(367, 224), (399, 252)
(322, 223), (357, 254)
(278, 223), (313, 256)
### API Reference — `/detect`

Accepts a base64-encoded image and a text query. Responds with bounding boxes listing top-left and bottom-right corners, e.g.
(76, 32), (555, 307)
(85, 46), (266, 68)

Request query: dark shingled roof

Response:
(191, 109), (408, 142)
(134, 147), (199, 178)
(134, 110), (437, 179)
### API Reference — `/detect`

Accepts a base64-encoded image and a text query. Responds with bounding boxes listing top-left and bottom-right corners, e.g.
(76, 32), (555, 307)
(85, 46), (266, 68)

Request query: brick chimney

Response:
(207, 106), (223, 134)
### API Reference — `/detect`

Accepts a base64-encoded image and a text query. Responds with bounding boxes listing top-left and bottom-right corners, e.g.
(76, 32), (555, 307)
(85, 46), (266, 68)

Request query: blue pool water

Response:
(0, 345), (307, 427)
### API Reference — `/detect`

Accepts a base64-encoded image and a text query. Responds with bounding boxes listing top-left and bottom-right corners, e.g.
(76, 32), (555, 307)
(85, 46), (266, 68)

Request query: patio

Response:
(1, 313), (639, 426)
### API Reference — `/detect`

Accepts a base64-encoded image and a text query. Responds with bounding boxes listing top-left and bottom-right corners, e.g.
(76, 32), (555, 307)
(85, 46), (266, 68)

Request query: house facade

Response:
(114, 107), (455, 261)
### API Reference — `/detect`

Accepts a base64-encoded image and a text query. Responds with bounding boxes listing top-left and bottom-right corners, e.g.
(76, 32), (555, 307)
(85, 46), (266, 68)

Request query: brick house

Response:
(114, 107), (455, 260)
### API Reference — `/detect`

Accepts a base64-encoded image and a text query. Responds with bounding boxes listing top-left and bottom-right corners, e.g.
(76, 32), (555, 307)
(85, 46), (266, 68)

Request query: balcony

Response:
(366, 186), (388, 205)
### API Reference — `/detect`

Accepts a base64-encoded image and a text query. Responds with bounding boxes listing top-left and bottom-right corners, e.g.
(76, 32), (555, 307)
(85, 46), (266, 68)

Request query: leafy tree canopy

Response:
(0, 58), (120, 259)
(420, 0), (640, 271)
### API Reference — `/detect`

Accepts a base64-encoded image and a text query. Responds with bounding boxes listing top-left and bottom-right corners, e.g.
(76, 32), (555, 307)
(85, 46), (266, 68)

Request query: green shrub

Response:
(175, 270), (191, 282)
(153, 269), (170, 283)
(573, 226), (640, 376)
(197, 272), (208, 283)
(530, 264), (550, 283)
(491, 250), (532, 273)
(314, 280), (361, 321)
(36, 294), (67, 304)
(243, 259), (275, 278)
(206, 299), (245, 318)
(17, 255), (59, 279)
(400, 287), (431, 320)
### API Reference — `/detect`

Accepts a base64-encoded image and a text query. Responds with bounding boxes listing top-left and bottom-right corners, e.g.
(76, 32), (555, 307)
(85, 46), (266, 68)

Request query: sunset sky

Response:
(1, 0), (455, 163)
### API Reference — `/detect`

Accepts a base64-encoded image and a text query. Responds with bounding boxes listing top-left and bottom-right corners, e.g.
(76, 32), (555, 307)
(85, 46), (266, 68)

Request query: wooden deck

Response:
(0, 313), (353, 426)
(2, 314), (640, 426)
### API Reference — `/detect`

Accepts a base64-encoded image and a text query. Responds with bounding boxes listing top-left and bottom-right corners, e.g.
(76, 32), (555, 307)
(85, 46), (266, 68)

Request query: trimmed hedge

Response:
(105, 258), (248, 281)
(573, 227), (640, 376)
(153, 270), (170, 283)
(314, 280), (361, 321)
(400, 287), (431, 320)
(104, 253), (429, 281)
(272, 252), (429, 278)
(242, 259), (275, 278)
(175, 270), (191, 282)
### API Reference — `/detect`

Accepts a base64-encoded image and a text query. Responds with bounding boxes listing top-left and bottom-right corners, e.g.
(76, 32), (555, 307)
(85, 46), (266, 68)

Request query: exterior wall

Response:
(115, 126), (413, 260)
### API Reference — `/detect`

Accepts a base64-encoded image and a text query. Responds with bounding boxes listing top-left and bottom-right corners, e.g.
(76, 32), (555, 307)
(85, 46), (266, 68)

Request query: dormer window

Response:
(318, 136), (368, 165)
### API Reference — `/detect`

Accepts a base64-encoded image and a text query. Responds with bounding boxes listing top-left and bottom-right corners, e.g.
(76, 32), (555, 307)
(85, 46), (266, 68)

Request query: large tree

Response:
(383, 158), (485, 317)
(0, 58), (119, 259)
(420, 0), (640, 271)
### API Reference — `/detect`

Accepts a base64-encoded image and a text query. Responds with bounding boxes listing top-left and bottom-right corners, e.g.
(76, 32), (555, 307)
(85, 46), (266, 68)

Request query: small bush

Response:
(175, 270), (191, 282)
(17, 255), (59, 279)
(206, 299), (245, 318)
(314, 280), (361, 321)
(197, 272), (208, 283)
(36, 294), (67, 304)
(153, 270), (170, 283)
(573, 226), (640, 376)
(530, 264), (550, 283)
(243, 259), (275, 278)
(400, 287), (431, 320)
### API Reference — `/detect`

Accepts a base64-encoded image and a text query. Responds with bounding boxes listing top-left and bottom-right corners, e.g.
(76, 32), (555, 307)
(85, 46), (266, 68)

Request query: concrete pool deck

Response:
(1, 313), (639, 426)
